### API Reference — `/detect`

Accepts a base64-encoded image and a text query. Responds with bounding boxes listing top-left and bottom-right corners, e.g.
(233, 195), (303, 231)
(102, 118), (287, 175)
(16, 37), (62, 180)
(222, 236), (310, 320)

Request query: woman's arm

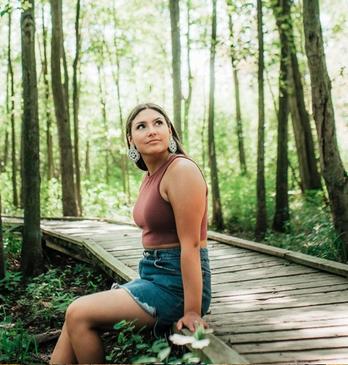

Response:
(165, 158), (208, 331)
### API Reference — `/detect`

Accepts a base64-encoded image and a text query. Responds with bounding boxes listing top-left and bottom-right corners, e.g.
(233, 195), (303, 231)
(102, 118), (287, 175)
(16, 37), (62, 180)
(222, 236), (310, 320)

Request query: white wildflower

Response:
(191, 338), (210, 349)
(169, 333), (195, 345)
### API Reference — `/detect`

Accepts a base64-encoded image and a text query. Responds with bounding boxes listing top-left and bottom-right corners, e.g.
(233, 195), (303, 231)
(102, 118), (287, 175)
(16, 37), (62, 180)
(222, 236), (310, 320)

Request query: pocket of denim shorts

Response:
(154, 257), (178, 272)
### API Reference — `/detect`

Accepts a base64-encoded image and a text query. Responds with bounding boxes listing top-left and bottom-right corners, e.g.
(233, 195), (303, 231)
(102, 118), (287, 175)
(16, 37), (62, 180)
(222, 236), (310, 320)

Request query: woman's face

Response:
(129, 108), (172, 156)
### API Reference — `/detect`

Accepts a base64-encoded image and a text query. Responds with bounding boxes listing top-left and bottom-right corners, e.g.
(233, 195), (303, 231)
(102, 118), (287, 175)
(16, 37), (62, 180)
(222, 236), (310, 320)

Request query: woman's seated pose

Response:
(50, 103), (211, 364)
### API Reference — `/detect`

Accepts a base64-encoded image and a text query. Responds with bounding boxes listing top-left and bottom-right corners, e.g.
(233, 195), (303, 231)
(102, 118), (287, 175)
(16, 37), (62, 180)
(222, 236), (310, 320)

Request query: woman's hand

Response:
(176, 311), (208, 332)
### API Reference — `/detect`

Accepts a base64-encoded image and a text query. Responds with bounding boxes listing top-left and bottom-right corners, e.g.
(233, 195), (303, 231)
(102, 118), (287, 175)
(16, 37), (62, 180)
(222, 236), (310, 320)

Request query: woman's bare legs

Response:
(50, 288), (156, 364)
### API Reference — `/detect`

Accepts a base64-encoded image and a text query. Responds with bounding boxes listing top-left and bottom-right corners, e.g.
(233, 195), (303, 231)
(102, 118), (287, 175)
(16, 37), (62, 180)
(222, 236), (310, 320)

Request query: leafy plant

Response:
(0, 316), (38, 364)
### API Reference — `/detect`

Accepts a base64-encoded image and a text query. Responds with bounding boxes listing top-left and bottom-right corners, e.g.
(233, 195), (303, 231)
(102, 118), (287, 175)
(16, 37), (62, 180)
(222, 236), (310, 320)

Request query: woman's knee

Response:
(65, 297), (89, 331)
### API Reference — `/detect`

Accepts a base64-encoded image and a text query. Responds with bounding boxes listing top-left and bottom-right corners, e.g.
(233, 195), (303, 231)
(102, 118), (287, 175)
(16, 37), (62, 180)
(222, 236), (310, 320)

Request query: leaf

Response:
(113, 320), (127, 330)
(150, 338), (168, 353)
(157, 346), (171, 361)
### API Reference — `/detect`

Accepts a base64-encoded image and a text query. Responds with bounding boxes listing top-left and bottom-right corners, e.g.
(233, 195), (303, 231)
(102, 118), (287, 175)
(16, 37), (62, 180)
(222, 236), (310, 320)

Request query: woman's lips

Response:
(147, 140), (161, 144)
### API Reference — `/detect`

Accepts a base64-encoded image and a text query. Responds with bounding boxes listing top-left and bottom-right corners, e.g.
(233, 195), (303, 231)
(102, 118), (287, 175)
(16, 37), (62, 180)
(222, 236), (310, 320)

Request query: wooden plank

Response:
(245, 348), (348, 363)
(45, 240), (92, 264)
(207, 303), (348, 325)
(81, 239), (138, 281)
(211, 272), (339, 292)
(208, 231), (348, 278)
(222, 325), (348, 343)
(209, 294), (348, 315)
(233, 336), (348, 353)
(215, 317), (348, 334)
(212, 279), (348, 297)
(211, 266), (316, 284)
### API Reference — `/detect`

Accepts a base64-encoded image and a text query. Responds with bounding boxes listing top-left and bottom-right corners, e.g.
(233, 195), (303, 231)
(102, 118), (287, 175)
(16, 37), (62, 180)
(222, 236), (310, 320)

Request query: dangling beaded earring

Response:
(128, 143), (140, 162)
(168, 135), (177, 153)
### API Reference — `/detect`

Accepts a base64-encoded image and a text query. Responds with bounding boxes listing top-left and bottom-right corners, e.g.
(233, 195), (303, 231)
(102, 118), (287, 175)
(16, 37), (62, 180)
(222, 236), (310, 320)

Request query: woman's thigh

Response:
(66, 288), (156, 330)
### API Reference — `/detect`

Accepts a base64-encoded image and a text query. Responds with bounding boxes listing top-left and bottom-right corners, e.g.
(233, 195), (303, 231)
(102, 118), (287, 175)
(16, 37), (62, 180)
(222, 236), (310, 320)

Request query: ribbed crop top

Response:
(133, 154), (208, 246)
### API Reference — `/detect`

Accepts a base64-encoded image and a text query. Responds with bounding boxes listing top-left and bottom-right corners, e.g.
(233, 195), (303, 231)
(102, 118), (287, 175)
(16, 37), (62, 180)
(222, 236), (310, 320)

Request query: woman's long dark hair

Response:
(125, 103), (186, 171)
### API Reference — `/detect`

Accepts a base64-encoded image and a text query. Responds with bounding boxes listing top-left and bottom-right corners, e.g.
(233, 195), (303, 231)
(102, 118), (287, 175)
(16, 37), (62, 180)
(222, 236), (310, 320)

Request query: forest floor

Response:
(0, 232), (192, 364)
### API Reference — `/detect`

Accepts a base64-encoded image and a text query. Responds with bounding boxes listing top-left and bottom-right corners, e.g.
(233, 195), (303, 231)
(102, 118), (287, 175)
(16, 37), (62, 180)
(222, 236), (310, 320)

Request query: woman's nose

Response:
(147, 126), (157, 136)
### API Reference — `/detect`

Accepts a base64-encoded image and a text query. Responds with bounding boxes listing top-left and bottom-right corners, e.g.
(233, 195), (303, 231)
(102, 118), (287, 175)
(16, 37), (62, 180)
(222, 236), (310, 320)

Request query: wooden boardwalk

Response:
(4, 217), (348, 364)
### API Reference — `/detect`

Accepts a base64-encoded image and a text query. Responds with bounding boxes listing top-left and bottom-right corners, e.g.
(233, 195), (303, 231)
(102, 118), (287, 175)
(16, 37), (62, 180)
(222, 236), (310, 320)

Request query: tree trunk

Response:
(183, 0), (192, 152)
(303, 0), (348, 261)
(208, 0), (224, 230)
(50, 0), (78, 216)
(85, 140), (90, 177)
(0, 193), (5, 280)
(41, 4), (54, 181)
(255, 0), (267, 240)
(169, 0), (182, 139)
(7, 12), (18, 208)
(112, 1), (130, 201)
(226, 0), (247, 175)
(72, 0), (82, 215)
(282, 1), (321, 192)
(272, 0), (290, 232)
(1, 131), (9, 172)
(97, 63), (110, 185)
(20, 0), (43, 277)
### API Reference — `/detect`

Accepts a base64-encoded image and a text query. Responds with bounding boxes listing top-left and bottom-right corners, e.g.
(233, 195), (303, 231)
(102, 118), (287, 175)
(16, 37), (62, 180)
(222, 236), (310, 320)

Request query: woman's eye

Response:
(136, 124), (145, 130)
(156, 120), (163, 125)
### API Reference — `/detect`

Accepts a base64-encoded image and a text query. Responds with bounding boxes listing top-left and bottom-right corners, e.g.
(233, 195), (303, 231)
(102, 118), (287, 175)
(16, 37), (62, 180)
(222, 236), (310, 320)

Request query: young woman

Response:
(50, 103), (211, 364)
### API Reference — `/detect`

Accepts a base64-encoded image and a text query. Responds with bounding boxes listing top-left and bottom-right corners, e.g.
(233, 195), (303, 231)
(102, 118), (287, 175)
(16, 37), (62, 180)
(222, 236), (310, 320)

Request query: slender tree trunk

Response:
(281, 1), (321, 192)
(272, 0), (290, 232)
(72, 0), (82, 215)
(62, 46), (70, 130)
(226, 1), (247, 175)
(208, 0), (224, 230)
(85, 140), (90, 177)
(183, 0), (192, 152)
(1, 131), (9, 172)
(50, 0), (78, 216)
(97, 63), (110, 185)
(255, 0), (267, 240)
(20, 0), (43, 277)
(0, 194), (5, 280)
(169, 0), (182, 139)
(303, 0), (348, 261)
(111, 1), (130, 200)
(41, 4), (54, 181)
(7, 12), (18, 208)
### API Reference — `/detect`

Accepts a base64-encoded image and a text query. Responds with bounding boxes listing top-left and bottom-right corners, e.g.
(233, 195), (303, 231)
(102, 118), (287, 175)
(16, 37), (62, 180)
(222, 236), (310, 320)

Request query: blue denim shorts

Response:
(111, 247), (211, 335)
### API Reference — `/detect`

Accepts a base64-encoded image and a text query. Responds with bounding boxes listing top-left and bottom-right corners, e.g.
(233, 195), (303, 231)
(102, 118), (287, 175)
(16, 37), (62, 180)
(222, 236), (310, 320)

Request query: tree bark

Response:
(111, 1), (130, 201)
(50, 0), (78, 216)
(169, 0), (182, 139)
(255, 0), (267, 240)
(208, 0), (224, 230)
(282, 2), (321, 192)
(183, 0), (192, 152)
(41, 4), (54, 181)
(20, 0), (43, 276)
(272, 0), (290, 232)
(226, 0), (247, 175)
(7, 12), (18, 208)
(97, 63), (110, 185)
(303, 0), (348, 261)
(72, 0), (82, 215)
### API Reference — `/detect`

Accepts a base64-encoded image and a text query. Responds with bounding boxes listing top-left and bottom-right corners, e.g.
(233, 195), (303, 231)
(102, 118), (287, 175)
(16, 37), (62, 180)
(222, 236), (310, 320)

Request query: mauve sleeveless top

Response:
(133, 154), (208, 246)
